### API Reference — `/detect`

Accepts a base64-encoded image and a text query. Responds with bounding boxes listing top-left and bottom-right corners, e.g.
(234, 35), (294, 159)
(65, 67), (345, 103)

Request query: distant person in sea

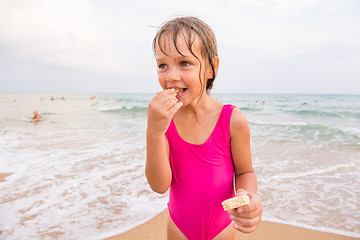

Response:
(146, 17), (262, 240)
(31, 110), (42, 122)
(50, 96), (54, 101)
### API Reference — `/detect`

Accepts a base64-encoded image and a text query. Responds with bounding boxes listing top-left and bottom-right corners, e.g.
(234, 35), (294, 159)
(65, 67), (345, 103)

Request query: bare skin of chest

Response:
(173, 104), (223, 145)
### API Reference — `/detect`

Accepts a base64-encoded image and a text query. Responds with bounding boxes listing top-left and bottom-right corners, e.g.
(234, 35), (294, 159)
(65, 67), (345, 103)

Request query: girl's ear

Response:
(213, 56), (219, 77)
(206, 57), (220, 79)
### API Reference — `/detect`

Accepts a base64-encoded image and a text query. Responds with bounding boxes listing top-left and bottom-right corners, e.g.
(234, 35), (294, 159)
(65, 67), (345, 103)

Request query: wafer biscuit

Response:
(221, 195), (250, 211)
(171, 88), (180, 96)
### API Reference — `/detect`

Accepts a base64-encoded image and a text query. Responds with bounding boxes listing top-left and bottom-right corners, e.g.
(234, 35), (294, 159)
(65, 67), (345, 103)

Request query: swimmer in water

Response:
(31, 110), (42, 122)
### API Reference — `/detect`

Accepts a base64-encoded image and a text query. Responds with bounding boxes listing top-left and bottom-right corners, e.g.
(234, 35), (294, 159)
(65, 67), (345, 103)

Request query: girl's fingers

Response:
(147, 89), (181, 134)
(228, 191), (263, 233)
(231, 192), (263, 218)
(229, 205), (262, 220)
(154, 89), (175, 102)
(166, 98), (180, 111)
(152, 90), (179, 112)
(168, 101), (183, 116)
(230, 213), (261, 227)
(233, 223), (257, 234)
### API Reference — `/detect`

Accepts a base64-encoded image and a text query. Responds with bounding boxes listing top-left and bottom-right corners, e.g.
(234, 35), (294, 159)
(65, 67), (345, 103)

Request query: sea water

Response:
(0, 93), (359, 239)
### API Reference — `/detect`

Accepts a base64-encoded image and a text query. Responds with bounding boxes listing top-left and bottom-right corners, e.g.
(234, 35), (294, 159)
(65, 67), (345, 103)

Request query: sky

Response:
(0, 0), (359, 94)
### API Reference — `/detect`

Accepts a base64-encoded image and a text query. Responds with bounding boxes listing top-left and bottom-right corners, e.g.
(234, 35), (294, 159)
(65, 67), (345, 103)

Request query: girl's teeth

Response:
(170, 88), (186, 96)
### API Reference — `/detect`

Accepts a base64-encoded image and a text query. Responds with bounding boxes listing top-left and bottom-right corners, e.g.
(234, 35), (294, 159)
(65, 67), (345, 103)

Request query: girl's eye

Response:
(180, 61), (190, 67)
(158, 64), (167, 70)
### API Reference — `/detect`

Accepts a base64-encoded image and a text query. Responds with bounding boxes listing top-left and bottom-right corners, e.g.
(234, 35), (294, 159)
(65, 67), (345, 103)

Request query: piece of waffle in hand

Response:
(221, 195), (250, 211)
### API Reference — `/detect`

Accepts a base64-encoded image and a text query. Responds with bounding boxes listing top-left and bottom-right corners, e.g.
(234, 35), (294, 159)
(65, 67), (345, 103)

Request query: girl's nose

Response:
(165, 66), (181, 82)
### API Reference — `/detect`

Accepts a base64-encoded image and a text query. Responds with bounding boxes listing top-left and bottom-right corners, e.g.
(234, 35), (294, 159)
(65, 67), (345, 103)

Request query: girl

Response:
(146, 16), (262, 240)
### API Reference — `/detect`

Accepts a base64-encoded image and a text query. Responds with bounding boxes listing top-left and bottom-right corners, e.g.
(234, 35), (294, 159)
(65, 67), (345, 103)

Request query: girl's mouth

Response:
(172, 88), (187, 97)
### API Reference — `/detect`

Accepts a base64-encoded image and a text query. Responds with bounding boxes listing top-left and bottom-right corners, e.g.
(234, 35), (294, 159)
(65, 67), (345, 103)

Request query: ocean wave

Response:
(41, 112), (57, 115)
(283, 109), (360, 120)
(264, 162), (357, 181)
(250, 120), (360, 146)
(238, 106), (261, 112)
(97, 105), (147, 113)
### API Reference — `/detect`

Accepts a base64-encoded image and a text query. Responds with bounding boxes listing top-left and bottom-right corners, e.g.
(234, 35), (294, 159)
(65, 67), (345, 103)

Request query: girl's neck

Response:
(176, 93), (222, 119)
(181, 92), (211, 113)
(172, 93), (224, 144)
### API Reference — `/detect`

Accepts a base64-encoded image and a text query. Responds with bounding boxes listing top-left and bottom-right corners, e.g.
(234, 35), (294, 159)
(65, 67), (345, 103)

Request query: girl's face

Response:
(155, 33), (213, 107)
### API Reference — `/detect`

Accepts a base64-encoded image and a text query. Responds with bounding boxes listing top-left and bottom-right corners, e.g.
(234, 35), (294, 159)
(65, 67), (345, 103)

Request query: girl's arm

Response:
(230, 109), (257, 193)
(145, 89), (182, 194)
(229, 108), (263, 233)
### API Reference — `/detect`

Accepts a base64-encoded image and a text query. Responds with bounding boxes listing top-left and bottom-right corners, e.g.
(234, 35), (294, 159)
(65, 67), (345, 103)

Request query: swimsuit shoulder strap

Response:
(211, 104), (235, 145)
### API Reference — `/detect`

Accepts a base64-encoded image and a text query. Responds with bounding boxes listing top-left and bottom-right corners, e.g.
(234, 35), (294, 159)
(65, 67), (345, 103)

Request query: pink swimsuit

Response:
(166, 104), (235, 240)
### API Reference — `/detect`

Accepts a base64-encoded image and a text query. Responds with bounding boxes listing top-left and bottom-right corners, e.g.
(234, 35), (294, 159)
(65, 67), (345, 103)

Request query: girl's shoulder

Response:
(229, 107), (250, 138)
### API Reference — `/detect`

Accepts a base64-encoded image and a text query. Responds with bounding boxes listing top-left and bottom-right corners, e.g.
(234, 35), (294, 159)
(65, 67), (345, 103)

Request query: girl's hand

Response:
(228, 189), (263, 233)
(147, 89), (183, 135)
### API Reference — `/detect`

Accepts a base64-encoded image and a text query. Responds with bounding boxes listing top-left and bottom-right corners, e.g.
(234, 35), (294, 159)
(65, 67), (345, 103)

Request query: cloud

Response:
(0, 0), (123, 74)
(0, 0), (359, 93)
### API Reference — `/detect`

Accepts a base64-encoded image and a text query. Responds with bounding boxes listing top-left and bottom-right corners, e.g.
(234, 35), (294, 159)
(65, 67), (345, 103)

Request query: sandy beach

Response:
(105, 209), (358, 240)
(0, 173), (12, 182)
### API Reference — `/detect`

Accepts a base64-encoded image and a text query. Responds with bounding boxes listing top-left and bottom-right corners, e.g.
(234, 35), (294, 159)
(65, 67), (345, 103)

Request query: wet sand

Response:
(0, 173), (12, 182)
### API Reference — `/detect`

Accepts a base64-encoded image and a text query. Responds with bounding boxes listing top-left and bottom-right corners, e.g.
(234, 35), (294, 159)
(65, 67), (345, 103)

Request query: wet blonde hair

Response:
(153, 16), (218, 93)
